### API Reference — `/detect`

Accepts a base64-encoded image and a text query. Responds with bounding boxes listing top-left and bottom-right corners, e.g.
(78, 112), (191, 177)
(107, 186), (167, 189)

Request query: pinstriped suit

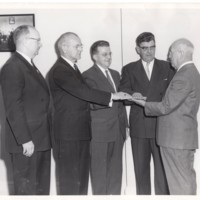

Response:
(83, 65), (128, 194)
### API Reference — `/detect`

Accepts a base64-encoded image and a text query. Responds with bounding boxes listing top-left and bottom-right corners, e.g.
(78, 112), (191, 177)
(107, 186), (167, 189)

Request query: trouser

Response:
(131, 137), (169, 195)
(160, 147), (196, 195)
(56, 140), (90, 195)
(90, 135), (124, 195)
(11, 150), (51, 195)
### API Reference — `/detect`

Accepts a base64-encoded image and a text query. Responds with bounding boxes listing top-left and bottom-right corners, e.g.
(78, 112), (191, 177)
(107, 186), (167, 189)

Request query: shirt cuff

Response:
(109, 93), (113, 107)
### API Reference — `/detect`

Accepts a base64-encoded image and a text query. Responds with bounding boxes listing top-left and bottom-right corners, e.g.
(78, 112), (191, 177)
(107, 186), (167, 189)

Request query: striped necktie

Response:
(31, 60), (40, 74)
(105, 69), (115, 91)
(74, 64), (79, 72)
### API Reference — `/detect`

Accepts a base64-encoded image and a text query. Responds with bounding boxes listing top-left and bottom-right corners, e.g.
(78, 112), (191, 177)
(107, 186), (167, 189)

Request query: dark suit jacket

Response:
(47, 57), (111, 141)
(145, 63), (200, 149)
(119, 58), (175, 138)
(0, 52), (51, 153)
(82, 65), (128, 142)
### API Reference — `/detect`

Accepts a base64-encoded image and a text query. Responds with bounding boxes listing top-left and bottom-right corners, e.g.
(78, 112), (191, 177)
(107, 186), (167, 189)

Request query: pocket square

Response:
(163, 78), (168, 81)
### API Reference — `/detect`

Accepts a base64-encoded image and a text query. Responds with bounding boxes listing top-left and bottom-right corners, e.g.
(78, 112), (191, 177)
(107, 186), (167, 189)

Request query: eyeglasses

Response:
(27, 37), (41, 42)
(74, 44), (83, 50)
(139, 45), (156, 52)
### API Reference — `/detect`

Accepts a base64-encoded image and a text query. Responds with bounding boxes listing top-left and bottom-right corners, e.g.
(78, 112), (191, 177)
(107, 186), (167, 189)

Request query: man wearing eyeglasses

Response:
(0, 25), (52, 195)
(82, 40), (128, 195)
(119, 32), (175, 195)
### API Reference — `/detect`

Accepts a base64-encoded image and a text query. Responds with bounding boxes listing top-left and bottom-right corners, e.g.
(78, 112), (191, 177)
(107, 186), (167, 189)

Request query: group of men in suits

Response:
(0, 25), (130, 195)
(0, 25), (200, 195)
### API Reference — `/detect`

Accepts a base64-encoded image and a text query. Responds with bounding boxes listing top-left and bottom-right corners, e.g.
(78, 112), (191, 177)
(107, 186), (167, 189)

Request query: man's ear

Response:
(135, 46), (140, 55)
(62, 43), (68, 54)
(93, 54), (97, 62)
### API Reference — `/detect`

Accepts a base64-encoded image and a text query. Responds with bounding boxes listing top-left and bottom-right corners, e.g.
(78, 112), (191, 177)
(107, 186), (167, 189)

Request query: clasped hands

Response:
(112, 92), (146, 106)
(130, 92), (146, 106)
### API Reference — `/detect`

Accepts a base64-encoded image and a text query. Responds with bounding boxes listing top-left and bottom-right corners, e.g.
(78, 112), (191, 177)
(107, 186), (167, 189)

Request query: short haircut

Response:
(90, 40), (110, 62)
(13, 25), (32, 44)
(172, 38), (194, 59)
(57, 32), (79, 54)
(136, 32), (155, 46)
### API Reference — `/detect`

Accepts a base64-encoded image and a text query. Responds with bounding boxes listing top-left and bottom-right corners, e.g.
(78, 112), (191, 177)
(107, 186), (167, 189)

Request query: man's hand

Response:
(22, 141), (34, 157)
(131, 98), (146, 107)
(112, 92), (132, 100)
(132, 92), (147, 100)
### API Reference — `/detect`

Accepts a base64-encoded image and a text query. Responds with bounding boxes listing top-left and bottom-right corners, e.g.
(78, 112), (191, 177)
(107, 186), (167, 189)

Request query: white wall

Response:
(0, 3), (200, 196)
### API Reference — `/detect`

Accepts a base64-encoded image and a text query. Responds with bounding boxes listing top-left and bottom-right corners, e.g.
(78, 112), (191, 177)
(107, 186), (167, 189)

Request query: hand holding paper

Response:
(132, 92), (147, 100)
(112, 92), (132, 100)
(129, 92), (146, 106)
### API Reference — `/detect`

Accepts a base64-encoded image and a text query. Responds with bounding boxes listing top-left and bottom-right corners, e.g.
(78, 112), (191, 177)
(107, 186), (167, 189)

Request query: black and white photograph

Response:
(0, 1), (200, 199)
(0, 14), (35, 51)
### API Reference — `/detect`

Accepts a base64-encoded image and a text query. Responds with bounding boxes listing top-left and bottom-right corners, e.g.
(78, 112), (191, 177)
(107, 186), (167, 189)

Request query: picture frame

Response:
(0, 14), (35, 52)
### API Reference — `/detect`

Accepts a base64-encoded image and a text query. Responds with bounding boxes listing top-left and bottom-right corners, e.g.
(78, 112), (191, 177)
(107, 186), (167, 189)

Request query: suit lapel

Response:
(15, 53), (49, 93)
(110, 69), (119, 90)
(136, 60), (150, 87)
(93, 65), (116, 93)
(59, 57), (84, 82)
(147, 59), (165, 98)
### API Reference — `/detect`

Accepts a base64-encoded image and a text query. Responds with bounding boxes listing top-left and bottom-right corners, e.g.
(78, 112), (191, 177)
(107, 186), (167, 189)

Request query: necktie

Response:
(105, 69), (115, 92)
(31, 60), (40, 74)
(146, 62), (150, 80)
(74, 64), (79, 72)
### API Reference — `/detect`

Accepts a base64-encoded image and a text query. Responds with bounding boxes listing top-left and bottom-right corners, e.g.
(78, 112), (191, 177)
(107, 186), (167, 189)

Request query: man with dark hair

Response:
(0, 25), (52, 195)
(47, 33), (130, 195)
(119, 32), (175, 194)
(82, 40), (128, 194)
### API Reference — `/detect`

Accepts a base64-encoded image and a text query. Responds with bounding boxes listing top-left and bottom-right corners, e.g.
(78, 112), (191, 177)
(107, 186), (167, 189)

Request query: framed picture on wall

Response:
(0, 14), (35, 52)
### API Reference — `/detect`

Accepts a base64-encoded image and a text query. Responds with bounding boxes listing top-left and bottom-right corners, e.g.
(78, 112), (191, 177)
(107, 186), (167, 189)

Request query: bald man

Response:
(131, 38), (200, 195)
(47, 32), (130, 195)
(1, 25), (51, 195)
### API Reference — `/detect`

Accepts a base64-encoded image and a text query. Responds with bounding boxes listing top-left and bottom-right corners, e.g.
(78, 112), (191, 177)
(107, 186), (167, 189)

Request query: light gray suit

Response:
(145, 63), (200, 194)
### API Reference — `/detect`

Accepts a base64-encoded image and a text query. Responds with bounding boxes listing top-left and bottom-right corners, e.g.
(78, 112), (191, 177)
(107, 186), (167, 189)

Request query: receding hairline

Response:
(57, 32), (80, 53)
(171, 38), (194, 51)
(58, 32), (79, 45)
(13, 25), (37, 44)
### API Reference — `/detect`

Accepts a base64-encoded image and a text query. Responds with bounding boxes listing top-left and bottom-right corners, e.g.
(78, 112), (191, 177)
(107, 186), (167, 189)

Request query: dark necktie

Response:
(31, 60), (41, 74)
(105, 69), (115, 92)
(74, 64), (79, 72)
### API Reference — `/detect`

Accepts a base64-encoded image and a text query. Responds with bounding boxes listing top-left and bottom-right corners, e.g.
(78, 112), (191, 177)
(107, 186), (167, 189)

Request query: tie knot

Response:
(105, 69), (109, 75)
(74, 64), (78, 71)
(31, 60), (35, 66)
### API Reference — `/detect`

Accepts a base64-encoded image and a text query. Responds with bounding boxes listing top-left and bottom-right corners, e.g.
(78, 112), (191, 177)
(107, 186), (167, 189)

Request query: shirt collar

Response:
(141, 59), (155, 69)
(177, 61), (193, 71)
(96, 64), (109, 77)
(61, 56), (75, 69)
(17, 51), (32, 65)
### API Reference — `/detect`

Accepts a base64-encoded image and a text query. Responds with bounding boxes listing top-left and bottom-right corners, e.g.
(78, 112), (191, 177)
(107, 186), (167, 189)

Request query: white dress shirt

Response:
(17, 51), (32, 65)
(177, 61), (194, 72)
(142, 59), (154, 80)
(96, 64), (117, 92)
(61, 56), (77, 70)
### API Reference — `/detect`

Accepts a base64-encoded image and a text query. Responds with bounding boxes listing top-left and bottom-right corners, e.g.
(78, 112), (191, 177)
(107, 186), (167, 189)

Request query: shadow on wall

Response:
(0, 87), (14, 195)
